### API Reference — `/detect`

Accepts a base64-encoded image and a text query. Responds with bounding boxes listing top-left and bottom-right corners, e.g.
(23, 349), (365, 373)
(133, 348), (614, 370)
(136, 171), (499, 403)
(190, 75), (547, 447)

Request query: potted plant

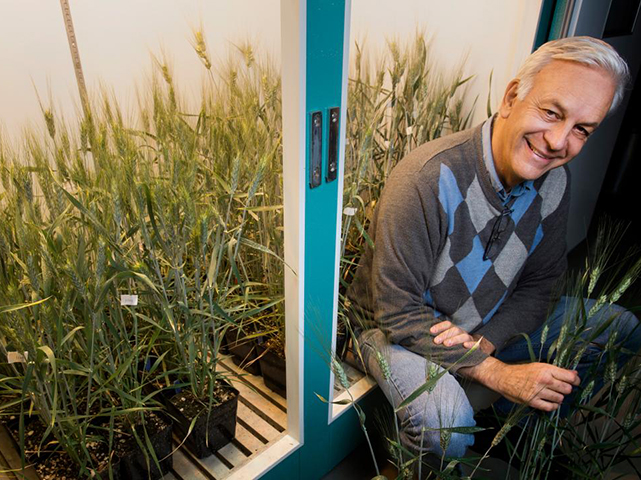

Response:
(255, 305), (287, 397)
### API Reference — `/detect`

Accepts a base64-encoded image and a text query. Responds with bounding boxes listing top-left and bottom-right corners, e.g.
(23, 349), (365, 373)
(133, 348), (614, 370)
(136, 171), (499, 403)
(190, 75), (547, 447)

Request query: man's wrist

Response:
(472, 334), (496, 355)
(459, 356), (506, 391)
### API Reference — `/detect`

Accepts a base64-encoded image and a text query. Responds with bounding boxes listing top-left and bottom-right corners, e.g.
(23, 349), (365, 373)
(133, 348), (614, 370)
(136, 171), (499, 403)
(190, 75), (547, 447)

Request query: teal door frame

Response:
(257, 1), (380, 478)
(534, 0), (561, 47)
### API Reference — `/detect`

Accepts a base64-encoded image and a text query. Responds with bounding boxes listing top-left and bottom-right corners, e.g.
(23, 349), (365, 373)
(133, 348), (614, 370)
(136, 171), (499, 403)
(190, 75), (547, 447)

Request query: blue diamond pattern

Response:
(529, 224), (544, 254)
(423, 289), (442, 318)
(438, 164), (464, 236)
(482, 291), (508, 324)
(456, 235), (492, 294)
(510, 187), (538, 225)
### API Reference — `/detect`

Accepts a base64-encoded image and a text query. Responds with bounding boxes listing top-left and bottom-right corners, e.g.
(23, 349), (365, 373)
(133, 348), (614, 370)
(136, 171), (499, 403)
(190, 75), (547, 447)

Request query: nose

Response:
(543, 122), (571, 152)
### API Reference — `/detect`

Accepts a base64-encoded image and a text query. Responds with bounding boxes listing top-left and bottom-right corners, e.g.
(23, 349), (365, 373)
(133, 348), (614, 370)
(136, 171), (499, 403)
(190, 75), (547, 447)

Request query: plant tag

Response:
(120, 294), (138, 306)
(406, 126), (413, 135)
(7, 351), (28, 363)
(343, 207), (357, 216)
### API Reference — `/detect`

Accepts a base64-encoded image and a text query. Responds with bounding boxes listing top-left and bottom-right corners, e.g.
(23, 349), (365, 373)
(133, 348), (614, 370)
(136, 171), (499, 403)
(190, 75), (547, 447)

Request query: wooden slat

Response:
(223, 378), (286, 430)
(219, 359), (287, 411)
(216, 442), (245, 469)
(236, 402), (282, 441)
(0, 425), (37, 480)
(232, 423), (267, 453)
(170, 449), (215, 480)
(193, 454), (231, 478)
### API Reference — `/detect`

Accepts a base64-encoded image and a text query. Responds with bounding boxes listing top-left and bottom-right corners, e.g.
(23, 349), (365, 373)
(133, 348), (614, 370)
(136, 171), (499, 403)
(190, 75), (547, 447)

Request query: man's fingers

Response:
(434, 327), (472, 346)
(433, 326), (457, 344)
(539, 388), (565, 405)
(442, 333), (472, 347)
(548, 378), (574, 395)
(531, 398), (560, 412)
(551, 368), (580, 386)
(430, 321), (452, 335)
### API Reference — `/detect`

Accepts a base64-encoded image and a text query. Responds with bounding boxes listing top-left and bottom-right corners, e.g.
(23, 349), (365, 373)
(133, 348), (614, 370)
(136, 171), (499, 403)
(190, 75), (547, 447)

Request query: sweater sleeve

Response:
(370, 170), (489, 373)
(473, 173), (571, 352)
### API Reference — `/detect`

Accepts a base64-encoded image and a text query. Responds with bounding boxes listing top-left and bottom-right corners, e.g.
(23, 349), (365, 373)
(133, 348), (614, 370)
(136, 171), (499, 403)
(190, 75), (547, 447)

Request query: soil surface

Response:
(168, 383), (235, 420)
(264, 335), (286, 360)
(7, 415), (115, 479)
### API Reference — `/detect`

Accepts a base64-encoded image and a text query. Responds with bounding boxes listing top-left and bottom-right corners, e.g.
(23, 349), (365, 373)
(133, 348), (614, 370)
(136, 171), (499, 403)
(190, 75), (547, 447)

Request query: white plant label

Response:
(343, 207), (357, 217)
(120, 294), (139, 306)
(7, 351), (28, 364)
(406, 126), (413, 135)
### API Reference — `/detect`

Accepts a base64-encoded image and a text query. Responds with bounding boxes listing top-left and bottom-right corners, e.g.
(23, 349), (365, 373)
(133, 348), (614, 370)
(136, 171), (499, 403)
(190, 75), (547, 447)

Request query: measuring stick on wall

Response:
(59, 0), (89, 117)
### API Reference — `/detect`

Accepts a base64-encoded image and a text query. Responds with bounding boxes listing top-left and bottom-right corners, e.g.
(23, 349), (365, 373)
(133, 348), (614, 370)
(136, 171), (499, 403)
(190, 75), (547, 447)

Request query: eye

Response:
(575, 125), (590, 138)
(543, 109), (559, 119)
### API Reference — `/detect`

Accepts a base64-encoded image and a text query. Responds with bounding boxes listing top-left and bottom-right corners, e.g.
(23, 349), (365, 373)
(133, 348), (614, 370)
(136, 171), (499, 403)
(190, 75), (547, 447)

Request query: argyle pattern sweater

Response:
(348, 123), (570, 372)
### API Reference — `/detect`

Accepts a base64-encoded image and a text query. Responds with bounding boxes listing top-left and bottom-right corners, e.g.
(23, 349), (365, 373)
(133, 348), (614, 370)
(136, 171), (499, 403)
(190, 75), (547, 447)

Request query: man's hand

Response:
(461, 357), (581, 412)
(431, 320), (474, 347)
(430, 321), (496, 354)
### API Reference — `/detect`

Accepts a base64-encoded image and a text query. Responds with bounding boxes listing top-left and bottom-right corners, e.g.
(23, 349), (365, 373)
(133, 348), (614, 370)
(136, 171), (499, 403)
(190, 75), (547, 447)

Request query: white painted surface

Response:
(3, 1), (541, 140)
(331, 374), (377, 420)
(229, 434), (300, 480)
(349, 0), (544, 125)
(0, 0), (281, 139)
(280, 0), (305, 445)
(328, 0), (352, 424)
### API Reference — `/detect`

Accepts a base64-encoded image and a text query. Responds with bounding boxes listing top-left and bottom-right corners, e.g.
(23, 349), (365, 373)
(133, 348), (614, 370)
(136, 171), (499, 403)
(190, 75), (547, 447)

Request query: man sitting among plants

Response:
(347, 36), (641, 472)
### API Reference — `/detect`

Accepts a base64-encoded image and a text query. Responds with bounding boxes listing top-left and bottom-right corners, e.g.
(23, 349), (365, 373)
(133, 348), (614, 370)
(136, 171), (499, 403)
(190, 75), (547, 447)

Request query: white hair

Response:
(516, 36), (630, 115)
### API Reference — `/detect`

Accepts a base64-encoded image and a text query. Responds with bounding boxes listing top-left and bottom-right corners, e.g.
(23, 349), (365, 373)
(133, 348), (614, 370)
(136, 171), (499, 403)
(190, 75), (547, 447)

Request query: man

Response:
(348, 36), (640, 464)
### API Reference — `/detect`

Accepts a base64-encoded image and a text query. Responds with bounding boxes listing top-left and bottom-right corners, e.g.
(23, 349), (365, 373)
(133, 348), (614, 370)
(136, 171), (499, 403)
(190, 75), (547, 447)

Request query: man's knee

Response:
(357, 328), (476, 458)
(599, 303), (641, 354)
(403, 407), (475, 458)
(400, 377), (476, 458)
(614, 306), (640, 343)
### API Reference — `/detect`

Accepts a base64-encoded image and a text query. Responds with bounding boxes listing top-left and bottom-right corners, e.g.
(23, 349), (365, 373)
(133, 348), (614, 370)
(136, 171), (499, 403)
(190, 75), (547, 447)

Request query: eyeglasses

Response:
(483, 205), (514, 261)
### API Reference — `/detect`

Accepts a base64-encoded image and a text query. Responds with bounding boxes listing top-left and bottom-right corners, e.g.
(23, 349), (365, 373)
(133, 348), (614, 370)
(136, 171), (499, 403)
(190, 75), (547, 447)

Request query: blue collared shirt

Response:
(481, 116), (533, 206)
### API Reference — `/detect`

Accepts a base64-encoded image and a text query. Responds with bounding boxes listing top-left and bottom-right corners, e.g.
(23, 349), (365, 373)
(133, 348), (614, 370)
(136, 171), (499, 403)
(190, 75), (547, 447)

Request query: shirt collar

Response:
(481, 115), (533, 204)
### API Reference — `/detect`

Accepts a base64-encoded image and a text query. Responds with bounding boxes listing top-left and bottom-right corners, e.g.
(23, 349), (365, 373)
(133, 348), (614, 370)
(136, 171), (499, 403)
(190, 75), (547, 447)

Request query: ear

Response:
(498, 79), (520, 118)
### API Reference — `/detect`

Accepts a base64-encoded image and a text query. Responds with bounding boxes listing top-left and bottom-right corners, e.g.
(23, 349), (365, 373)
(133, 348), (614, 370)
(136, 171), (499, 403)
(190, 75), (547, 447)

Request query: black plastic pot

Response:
(87, 454), (122, 480)
(224, 327), (262, 376)
(164, 381), (239, 459)
(119, 414), (173, 480)
(257, 343), (287, 398)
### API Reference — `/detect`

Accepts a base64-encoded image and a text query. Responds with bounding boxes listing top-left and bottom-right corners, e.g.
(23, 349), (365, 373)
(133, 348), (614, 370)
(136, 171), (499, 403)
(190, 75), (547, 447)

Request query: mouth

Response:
(526, 139), (556, 161)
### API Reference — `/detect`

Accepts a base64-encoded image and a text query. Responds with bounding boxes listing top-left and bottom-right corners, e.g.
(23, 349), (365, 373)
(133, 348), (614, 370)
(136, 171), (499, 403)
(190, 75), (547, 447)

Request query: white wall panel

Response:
(350, 0), (543, 125)
(0, 0), (281, 139)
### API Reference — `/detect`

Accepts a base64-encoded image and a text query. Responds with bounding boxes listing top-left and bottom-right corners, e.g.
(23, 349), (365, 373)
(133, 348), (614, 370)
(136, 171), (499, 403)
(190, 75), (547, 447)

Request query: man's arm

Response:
(428, 318), (580, 411)
(460, 356), (580, 411)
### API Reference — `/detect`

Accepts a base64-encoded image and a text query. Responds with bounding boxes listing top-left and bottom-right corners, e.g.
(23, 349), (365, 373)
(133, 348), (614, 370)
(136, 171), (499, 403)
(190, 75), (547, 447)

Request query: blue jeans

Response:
(357, 297), (641, 459)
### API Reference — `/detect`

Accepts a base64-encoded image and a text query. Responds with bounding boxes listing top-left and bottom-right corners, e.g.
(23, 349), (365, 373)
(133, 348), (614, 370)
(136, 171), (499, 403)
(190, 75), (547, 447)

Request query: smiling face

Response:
(491, 60), (616, 190)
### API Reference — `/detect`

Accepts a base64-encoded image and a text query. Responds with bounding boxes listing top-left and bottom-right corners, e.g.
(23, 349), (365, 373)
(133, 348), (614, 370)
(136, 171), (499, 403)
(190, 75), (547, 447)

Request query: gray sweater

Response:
(348, 123), (570, 372)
